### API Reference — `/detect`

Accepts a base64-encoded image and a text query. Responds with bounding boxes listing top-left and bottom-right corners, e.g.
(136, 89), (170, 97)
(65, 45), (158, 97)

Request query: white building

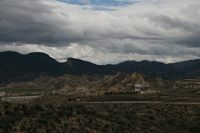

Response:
(135, 83), (150, 93)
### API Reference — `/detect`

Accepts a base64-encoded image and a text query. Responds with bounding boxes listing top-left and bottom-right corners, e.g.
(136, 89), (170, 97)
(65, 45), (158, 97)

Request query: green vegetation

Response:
(1, 100), (200, 133)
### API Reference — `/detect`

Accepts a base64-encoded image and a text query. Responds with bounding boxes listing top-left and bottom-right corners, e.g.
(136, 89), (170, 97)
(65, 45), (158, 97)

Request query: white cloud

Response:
(0, 0), (199, 64)
(0, 42), (199, 64)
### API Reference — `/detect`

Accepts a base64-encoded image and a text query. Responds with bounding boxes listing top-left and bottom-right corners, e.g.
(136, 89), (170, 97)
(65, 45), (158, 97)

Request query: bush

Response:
(148, 115), (155, 120)
(104, 124), (110, 129)
(35, 104), (43, 111)
(20, 124), (26, 131)
(5, 109), (11, 115)
(68, 98), (72, 101)
(46, 128), (51, 133)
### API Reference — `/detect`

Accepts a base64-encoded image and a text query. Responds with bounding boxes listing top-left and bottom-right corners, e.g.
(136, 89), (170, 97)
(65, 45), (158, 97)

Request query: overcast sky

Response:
(0, 0), (200, 64)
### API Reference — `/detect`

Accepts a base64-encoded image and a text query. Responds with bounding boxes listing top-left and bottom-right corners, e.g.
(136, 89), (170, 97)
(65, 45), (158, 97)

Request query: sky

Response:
(0, 0), (200, 64)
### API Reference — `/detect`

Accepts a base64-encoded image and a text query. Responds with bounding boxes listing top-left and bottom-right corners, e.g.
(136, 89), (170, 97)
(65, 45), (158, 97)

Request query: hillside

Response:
(0, 51), (60, 84)
(0, 51), (200, 85)
(169, 59), (200, 79)
(2, 101), (200, 133)
(3, 72), (173, 96)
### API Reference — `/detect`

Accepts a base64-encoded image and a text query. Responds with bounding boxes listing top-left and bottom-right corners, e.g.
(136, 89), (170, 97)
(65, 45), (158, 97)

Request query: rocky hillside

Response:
(4, 72), (173, 95)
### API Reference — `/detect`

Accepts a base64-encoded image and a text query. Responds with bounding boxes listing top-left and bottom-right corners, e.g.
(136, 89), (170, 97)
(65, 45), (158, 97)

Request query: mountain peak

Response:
(0, 51), (21, 56)
(66, 57), (97, 67)
(27, 52), (50, 57)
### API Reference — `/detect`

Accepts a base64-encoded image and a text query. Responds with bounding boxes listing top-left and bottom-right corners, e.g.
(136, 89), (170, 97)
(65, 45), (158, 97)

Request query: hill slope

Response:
(0, 51), (199, 84)
(4, 72), (172, 95)
(0, 51), (60, 84)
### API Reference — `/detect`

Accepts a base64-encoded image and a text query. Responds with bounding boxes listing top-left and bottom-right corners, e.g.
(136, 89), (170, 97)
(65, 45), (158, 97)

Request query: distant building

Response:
(135, 83), (149, 93)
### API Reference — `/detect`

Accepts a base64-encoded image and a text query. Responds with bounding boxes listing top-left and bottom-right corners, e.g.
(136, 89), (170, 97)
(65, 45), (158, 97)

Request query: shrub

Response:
(20, 124), (26, 131)
(68, 98), (72, 101)
(104, 124), (110, 129)
(148, 115), (155, 120)
(46, 128), (51, 133)
(35, 104), (43, 111)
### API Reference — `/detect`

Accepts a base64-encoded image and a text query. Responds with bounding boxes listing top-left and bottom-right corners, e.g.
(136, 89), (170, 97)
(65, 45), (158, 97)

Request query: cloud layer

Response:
(0, 0), (200, 64)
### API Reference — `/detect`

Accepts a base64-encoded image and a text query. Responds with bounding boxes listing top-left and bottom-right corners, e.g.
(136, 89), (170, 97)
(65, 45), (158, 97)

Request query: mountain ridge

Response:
(0, 51), (199, 84)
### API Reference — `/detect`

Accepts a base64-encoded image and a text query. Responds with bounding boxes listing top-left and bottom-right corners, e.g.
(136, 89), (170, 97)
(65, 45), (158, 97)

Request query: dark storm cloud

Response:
(149, 13), (200, 47)
(0, 0), (86, 45)
(0, 0), (199, 64)
(0, 0), (200, 48)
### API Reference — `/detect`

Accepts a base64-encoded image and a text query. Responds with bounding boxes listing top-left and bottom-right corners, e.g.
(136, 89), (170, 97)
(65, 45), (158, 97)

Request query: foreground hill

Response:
(1, 101), (200, 133)
(0, 51), (200, 84)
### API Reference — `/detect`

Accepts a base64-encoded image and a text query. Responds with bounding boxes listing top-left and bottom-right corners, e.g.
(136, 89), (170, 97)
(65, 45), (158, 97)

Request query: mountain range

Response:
(0, 51), (200, 84)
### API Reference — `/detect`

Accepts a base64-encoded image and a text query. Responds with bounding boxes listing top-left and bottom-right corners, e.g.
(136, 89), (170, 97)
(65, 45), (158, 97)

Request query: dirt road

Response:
(80, 101), (200, 105)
